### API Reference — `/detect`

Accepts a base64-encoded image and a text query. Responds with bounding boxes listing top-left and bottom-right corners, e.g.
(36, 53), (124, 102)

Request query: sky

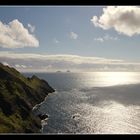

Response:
(1, 6), (140, 72)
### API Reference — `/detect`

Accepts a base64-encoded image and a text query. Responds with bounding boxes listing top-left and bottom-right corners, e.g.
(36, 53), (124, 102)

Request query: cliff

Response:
(0, 63), (55, 133)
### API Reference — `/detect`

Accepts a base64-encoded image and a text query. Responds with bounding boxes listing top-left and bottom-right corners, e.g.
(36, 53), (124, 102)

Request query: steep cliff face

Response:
(0, 63), (55, 133)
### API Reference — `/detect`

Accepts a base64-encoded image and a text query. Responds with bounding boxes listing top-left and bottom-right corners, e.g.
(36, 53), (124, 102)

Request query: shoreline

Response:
(32, 92), (53, 133)
(0, 63), (55, 133)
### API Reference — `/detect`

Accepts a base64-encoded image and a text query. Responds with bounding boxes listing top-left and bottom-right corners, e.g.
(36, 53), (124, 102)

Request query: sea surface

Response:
(24, 72), (140, 134)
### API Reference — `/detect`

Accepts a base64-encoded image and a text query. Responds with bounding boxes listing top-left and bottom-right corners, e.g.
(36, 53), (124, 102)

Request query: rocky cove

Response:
(0, 63), (55, 133)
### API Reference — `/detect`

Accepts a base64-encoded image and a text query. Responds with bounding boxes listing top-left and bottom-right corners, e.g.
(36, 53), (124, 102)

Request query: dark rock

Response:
(38, 114), (48, 120)
(72, 116), (75, 119)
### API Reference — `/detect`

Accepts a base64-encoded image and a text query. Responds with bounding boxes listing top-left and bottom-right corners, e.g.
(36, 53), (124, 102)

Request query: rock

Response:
(72, 113), (81, 120)
(38, 114), (48, 120)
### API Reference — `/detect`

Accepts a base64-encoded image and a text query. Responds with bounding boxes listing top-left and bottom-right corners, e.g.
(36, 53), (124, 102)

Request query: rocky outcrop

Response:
(0, 63), (55, 133)
(38, 114), (48, 120)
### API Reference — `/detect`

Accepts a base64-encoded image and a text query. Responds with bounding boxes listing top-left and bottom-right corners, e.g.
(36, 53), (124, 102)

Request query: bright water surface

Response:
(24, 72), (140, 134)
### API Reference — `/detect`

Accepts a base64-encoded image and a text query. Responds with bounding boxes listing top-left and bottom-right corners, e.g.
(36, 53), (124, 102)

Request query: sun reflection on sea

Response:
(30, 72), (140, 134)
(78, 101), (140, 134)
(85, 72), (140, 87)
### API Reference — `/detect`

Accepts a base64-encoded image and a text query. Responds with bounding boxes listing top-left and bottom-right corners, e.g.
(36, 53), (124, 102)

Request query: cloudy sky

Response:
(1, 6), (140, 72)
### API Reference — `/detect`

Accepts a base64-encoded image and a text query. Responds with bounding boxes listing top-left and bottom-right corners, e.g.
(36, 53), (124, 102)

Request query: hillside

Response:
(0, 63), (55, 133)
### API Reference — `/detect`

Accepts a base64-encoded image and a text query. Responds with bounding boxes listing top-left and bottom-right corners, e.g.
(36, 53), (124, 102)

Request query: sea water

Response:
(24, 72), (140, 134)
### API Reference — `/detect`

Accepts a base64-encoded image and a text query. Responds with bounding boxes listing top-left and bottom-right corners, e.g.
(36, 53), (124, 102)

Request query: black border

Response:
(0, 0), (139, 6)
(1, 0), (140, 137)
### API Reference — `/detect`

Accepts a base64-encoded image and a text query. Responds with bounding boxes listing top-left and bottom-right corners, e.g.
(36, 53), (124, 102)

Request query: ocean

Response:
(23, 72), (140, 134)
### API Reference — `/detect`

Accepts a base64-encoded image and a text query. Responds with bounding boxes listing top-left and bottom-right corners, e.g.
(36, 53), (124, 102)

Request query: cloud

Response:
(27, 23), (35, 33)
(94, 34), (118, 42)
(91, 6), (140, 36)
(45, 65), (52, 69)
(0, 51), (123, 65)
(0, 19), (39, 48)
(15, 64), (21, 68)
(15, 64), (27, 68)
(1, 51), (140, 72)
(103, 34), (118, 41)
(2, 62), (9, 66)
(53, 38), (60, 44)
(94, 37), (104, 42)
(70, 32), (78, 39)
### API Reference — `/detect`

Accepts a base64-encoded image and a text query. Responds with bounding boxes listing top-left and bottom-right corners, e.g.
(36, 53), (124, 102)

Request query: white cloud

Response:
(103, 34), (118, 40)
(94, 37), (104, 42)
(21, 65), (27, 68)
(94, 34), (118, 42)
(70, 32), (78, 39)
(2, 62), (9, 66)
(15, 64), (20, 68)
(27, 23), (35, 33)
(15, 64), (27, 68)
(53, 38), (60, 44)
(0, 51), (123, 65)
(0, 19), (39, 48)
(45, 65), (52, 69)
(1, 51), (140, 72)
(91, 6), (140, 36)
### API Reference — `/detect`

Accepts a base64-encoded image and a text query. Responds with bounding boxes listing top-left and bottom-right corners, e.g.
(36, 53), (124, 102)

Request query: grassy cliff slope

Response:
(0, 63), (55, 133)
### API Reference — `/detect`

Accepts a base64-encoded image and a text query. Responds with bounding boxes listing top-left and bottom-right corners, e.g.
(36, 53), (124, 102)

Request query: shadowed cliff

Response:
(0, 63), (55, 133)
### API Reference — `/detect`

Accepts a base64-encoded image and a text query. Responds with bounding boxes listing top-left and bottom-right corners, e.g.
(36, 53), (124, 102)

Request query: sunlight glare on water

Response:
(78, 101), (140, 134)
(85, 72), (140, 87)
(24, 72), (140, 134)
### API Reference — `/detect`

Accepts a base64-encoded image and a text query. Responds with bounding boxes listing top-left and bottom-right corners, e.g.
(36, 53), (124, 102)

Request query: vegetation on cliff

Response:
(0, 63), (55, 133)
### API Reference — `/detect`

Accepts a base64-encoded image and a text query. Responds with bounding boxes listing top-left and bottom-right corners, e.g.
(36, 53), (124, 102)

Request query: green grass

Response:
(0, 63), (54, 133)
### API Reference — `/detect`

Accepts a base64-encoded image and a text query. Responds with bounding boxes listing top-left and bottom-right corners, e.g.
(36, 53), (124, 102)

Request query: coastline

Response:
(32, 92), (53, 133)
(0, 63), (55, 133)
(35, 82), (140, 134)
